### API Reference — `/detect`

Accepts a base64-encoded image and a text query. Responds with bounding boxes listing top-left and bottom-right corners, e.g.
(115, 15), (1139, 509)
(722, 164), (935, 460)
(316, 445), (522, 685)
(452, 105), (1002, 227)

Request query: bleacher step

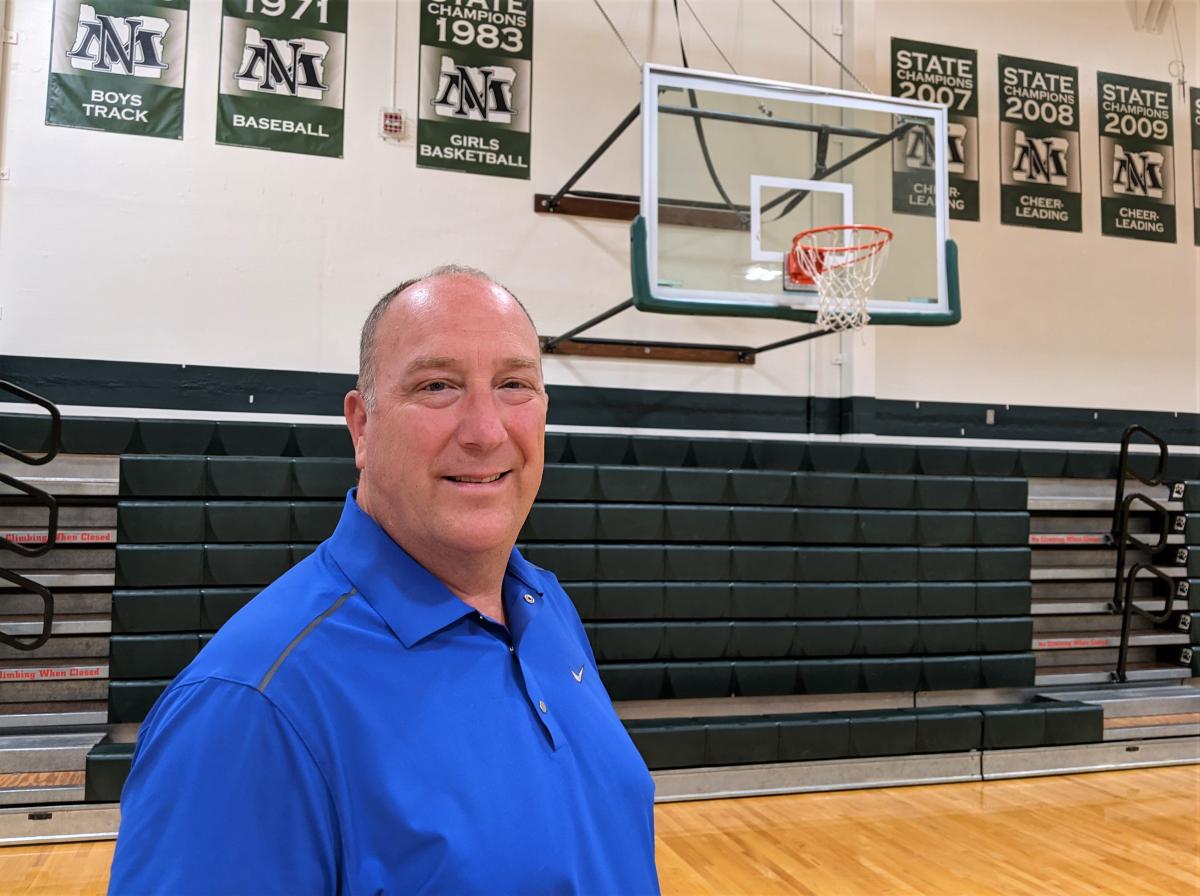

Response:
(1102, 713), (1200, 741)
(1035, 664), (1191, 686)
(0, 733), (103, 774)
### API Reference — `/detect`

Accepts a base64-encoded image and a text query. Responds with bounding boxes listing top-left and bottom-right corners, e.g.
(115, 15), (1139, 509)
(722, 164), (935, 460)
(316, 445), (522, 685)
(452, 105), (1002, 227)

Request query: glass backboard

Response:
(634, 64), (960, 326)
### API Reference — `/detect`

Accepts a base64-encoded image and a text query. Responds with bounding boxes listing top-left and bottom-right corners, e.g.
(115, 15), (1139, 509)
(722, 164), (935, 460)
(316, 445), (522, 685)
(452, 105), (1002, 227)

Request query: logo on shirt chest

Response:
(571, 665), (584, 683)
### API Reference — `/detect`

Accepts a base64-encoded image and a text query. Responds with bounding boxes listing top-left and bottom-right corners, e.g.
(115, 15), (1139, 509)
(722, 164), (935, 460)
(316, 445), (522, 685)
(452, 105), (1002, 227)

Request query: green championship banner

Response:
(891, 38), (978, 221)
(1191, 87), (1199, 246)
(216, 0), (347, 158)
(1097, 72), (1175, 243)
(46, 0), (189, 139)
(417, 0), (533, 179)
(998, 55), (1081, 232)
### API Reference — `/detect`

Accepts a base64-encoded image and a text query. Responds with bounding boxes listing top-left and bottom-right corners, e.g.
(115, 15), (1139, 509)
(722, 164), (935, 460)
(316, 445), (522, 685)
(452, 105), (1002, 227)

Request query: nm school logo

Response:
(67, 4), (169, 78)
(1011, 130), (1069, 186)
(236, 29), (329, 100)
(432, 57), (517, 124)
(1111, 144), (1165, 199)
(902, 123), (966, 174)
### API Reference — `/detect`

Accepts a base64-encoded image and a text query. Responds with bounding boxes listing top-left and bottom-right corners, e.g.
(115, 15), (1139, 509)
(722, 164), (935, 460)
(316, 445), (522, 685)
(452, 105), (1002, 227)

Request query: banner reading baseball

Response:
(891, 38), (979, 221)
(216, 0), (348, 158)
(417, 0), (533, 179)
(998, 55), (1081, 232)
(1097, 72), (1175, 243)
(46, 0), (189, 139)
(1191, 87), (1199, 246)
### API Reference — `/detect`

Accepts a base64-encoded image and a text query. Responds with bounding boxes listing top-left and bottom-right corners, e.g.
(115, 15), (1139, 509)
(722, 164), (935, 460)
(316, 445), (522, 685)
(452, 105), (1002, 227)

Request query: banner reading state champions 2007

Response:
(417, 0), (533, 179)
(46, 0), (189, 139)
(1097, 72), (1175, 243)
(216, 0), (347, 158)
(891, 38), (978, 221)
(998, 55), (1081, 232)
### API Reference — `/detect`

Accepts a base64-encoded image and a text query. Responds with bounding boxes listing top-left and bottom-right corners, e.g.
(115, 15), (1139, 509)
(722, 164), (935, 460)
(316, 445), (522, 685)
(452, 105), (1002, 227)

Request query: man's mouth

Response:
(445, 472), (509, 484)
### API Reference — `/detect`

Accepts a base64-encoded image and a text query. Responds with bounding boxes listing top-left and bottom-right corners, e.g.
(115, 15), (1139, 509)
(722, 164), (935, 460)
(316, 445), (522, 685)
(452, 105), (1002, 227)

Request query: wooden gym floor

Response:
(2, 765), (1196, 895)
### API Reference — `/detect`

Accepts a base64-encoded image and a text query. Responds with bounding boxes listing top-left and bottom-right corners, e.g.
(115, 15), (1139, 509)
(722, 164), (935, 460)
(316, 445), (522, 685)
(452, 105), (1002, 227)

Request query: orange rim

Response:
(789, 225), (894, 281)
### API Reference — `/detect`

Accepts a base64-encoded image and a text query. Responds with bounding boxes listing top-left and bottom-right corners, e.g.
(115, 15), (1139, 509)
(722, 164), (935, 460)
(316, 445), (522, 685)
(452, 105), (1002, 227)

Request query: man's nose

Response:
(456, 387), (508, 452)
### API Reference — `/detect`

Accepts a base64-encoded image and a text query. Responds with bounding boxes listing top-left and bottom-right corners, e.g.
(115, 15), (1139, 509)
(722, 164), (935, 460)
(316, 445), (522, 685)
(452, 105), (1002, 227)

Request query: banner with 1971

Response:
(417, 0), (533, 179)
(216, 0), (348, 158)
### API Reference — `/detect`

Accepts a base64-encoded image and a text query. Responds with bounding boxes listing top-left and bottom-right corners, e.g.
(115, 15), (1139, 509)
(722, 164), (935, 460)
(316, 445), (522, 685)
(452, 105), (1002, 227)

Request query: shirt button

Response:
(538, 700), (548, 713)
(508, 645), (515, 654)
(523, 594), (535, 605)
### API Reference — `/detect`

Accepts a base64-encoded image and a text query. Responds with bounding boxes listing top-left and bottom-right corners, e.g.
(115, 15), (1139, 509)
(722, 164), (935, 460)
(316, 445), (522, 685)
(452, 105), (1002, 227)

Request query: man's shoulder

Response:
(174, 545), (361, 693)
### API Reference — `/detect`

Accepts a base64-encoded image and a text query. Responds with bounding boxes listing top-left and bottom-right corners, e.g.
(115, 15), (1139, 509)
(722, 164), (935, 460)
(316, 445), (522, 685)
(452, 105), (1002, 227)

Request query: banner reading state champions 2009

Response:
(216, 0), (347, 158)
(1097, 71), (1175, 243)
(46, 0), (189, 139)
(417, 0), (533, 179)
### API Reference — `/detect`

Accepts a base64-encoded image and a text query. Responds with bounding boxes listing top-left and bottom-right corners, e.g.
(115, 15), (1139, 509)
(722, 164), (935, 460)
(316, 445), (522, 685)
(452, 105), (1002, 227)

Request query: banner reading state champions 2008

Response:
(1097, 71), (1175, 243)
(417, 0), (533, 179)
(216, 0), (347, 158)
(998, 55), (1081, 232)
(46, 0), (189, 139)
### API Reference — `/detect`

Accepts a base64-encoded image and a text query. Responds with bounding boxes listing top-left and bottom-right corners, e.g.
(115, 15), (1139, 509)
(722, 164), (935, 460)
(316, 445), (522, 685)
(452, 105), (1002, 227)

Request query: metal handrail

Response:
(0, 473), (59, 558)
(0, 568), (55, 651)
(0, 380), (61, 466)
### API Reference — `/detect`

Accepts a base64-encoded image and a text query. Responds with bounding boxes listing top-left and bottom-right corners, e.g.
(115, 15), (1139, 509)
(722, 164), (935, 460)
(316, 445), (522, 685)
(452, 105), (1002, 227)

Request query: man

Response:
(108, 267), (661, 894)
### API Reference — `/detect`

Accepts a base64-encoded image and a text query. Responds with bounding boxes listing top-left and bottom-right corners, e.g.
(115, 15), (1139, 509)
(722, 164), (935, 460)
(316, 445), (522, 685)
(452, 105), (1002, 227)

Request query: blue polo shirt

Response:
(109, 492), (660, 895)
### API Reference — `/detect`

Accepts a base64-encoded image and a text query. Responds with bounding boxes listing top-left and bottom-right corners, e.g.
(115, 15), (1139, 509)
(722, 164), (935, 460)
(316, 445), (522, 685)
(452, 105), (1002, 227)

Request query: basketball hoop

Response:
(787, 225), (894, 332)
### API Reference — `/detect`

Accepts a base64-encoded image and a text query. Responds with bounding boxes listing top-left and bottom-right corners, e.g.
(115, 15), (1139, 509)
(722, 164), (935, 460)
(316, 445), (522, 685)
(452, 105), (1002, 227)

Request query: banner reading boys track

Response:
(1191, 87), (1199, 246)
(998, 55), (1081, 232)
(46, 0), (189, 139)
(891, 38), (978, 221)
(216, 0), (347, 158)
(417, 0), (533, 179)
(1097, 72), (1175, 243)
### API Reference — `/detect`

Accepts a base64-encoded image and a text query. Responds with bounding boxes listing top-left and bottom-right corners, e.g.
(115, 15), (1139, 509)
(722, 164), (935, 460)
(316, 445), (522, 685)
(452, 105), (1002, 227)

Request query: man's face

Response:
(346, 275), (547, 564)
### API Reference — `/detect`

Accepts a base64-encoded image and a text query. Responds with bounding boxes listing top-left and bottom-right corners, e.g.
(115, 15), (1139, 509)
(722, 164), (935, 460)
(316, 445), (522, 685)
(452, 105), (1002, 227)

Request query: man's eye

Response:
(423, 381), (448, 392)
(501, 380), (528, 389)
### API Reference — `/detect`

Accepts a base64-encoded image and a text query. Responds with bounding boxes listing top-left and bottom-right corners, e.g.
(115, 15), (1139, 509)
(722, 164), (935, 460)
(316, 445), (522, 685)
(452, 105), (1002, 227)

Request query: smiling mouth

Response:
(445, 472), (509, 484)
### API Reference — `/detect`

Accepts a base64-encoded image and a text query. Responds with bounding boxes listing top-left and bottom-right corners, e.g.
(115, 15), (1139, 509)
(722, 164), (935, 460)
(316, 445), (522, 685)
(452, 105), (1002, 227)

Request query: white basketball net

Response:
(792, 226), (893, 332)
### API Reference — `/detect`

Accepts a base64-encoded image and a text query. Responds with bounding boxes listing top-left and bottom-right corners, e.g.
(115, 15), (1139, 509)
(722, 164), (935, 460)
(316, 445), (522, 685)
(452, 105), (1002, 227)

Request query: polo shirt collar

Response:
(325, 490), (542, 648)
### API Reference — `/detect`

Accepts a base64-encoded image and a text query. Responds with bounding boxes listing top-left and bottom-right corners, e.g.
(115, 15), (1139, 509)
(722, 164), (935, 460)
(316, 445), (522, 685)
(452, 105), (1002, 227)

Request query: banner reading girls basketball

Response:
(891, 38), (979, 221)
(998, 55), (1081, 232)
(1191, 87), (1199, 246)
(1097, 72), (1175, 243)
(46, 0), (190, 139)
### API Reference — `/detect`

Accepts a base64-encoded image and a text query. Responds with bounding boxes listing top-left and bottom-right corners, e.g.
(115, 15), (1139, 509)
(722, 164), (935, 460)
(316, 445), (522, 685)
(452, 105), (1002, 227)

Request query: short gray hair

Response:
(357, 264), (535, 409)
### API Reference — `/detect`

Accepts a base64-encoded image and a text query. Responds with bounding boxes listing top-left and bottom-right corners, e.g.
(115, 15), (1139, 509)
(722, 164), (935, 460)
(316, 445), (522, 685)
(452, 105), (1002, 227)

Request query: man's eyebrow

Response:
(402, 356), (541, 374)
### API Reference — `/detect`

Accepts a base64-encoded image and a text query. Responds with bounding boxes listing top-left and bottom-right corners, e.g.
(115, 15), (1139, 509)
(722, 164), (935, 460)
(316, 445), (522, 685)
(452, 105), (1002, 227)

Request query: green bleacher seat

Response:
(85, 743), (134, 802)
(804, 547), (866, 581)
(663, 584), (729, 619)
(731, 507), (794, 543)
(859, 620), (919, 655)
(1066, 452), (1117, 479)
(0, 412), (53, 454)
(977, 617), (1032, 652)
(667, 661), (731, 698)
(857, 511), (917, 544)
(632, 436), (689, 468)
(982, 704), (1044, 748)
(204, 544), (294, 586)
(593, 583), (663, 619)
(292, 458), (357, 498)
(117, 545), (204, 588)
(733, 660), (798, 695)
(917, 548), (975, 581)
(914, 707), (982, 753)
(623, 719), (705, 770)
(796, 473), (855, 507)
(207, 457), (291, 498)
(917, 512), (975, 545)
(206, 502), (291, 542)
(291, 502), (341, 541)
(863, 445), (917, 475)
(857, 584), (917, 617)
(292, 544), (316, 564)
(847, 711), (917, 757)
(1164, 456), (1200, 482)
(976, 583), (1032, 615)
(136, 420), (215, 454)
(732, 583), (795, 618)
(522, 545), (594, 579)
(597, 466), (663, 502)
(971, 478), (1027, 510)
(776, 714), (849, 761)
(797, 583), (859, 617)
(917, 446), (969, 476)
(61, 417), (136, 454)
(538, 464), (595, 501)
(215, 422), (292, 457)
(292, 425), (353, 458)
(569, 434), (629, 465)
(968, 449), (1019, 477)
(729, 471), (791, 505)
(665, 505), (730, 542)
(796, 508), (856, 543)
(120, 456), (206, 497)
(732, 547), (793, 582)
(918, 583), (975, 617)
(109, 634), (199, 679)
(111, 589), (201, 633)
(921, 655), (982, 690)
(597, 545), (662, 580)
(806, 443), (859, 473)
(861, 657), (922, 691)
(980, 653), (1035, 687)
(200, 587), (258, 629)
(118, 502), (204, 544)
(915, 477), (972, 509)
(794, 621), (857, 657)
(976, 548), (1030, 580)
(689, 438), (749, 469)
(664, 622), (731, 659)
(1018, 449), (1067, 477)
(855, 475), (918, 509)
(751, 441), (807, 472)
(729, 622), (794, 658)
(797, 658), (861, 693)
(1041, 702), (1103, 745)
(598, 663), (666, 700)
(974, 513), (1030, 545)
(596, 623), (663, 662)
(524, 504), (596, 541)
(704, 717), (780, 765)
(598, 505), (662, 541)
(919, 619), (977, 654)
(665, 546), (728, 581)
(564, 583), (594, 619)
(108, 680), (170, 723)
(663, 469), (726, 503)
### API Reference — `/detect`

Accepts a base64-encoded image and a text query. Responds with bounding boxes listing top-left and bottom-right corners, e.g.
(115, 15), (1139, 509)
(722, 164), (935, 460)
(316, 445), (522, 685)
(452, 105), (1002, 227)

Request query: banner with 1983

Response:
(216, 0), (348, 158)
(46, 0), (189, 139)
(417, 0), (533, 179)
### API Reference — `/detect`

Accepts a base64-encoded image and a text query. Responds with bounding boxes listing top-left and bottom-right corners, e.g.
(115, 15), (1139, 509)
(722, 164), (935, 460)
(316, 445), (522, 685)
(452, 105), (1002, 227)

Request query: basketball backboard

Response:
(634, 64), (960, 327)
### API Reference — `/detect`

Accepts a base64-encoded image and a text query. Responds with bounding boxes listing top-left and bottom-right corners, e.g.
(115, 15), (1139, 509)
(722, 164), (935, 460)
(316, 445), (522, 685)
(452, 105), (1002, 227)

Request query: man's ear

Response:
(344, 390), (369, 471)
